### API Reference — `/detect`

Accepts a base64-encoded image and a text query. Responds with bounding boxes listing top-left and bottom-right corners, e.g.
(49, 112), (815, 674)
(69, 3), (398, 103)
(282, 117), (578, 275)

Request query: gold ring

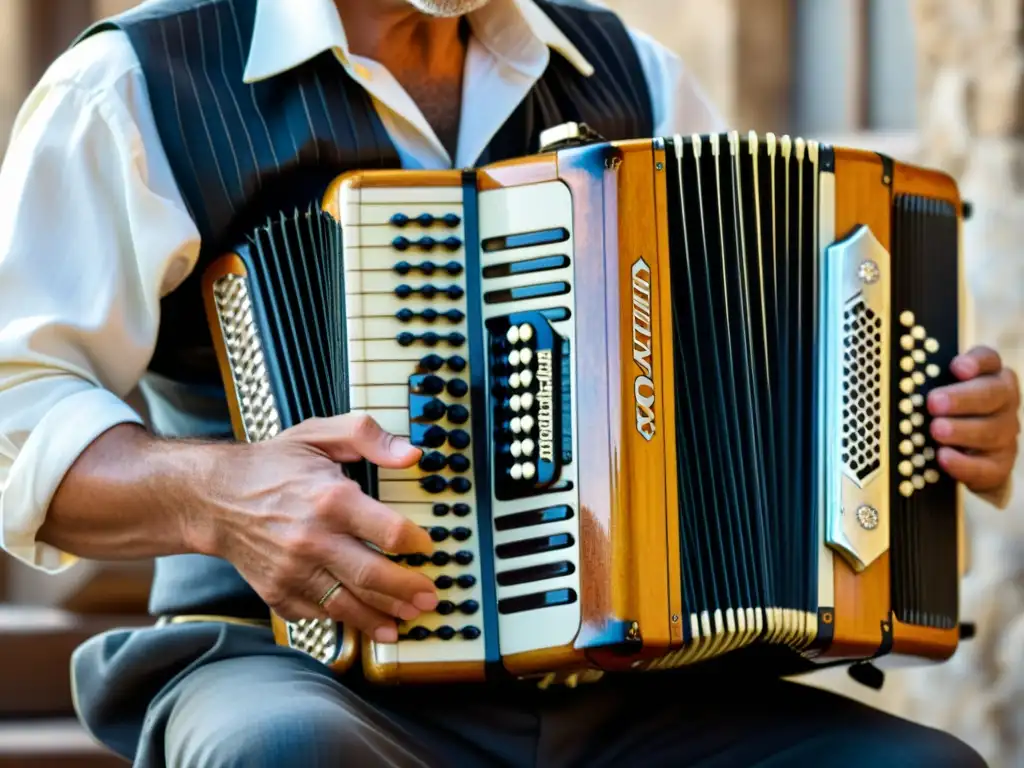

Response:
(318, 580), (343, 608)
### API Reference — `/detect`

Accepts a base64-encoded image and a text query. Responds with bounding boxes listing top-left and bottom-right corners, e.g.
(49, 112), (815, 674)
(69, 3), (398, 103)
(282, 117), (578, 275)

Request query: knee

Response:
(170, 699), (371, 768)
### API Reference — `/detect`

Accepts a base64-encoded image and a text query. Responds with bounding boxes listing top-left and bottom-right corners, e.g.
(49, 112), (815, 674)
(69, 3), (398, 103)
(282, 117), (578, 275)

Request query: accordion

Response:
(203, 127), (966, 686)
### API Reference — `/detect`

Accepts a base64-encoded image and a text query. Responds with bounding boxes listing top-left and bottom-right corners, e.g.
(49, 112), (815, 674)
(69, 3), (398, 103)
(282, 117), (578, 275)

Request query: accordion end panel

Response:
(822, 147), (963, 666)
(201, 251), (361, 674)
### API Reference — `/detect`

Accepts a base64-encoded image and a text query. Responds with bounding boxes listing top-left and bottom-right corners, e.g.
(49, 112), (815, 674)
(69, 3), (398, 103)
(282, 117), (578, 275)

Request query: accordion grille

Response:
(841, 299), (884, 483)
(211, 271), (340, 666)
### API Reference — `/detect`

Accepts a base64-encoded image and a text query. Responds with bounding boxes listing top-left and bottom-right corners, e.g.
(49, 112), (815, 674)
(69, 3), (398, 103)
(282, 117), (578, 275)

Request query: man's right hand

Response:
(198, 413), (438, 642)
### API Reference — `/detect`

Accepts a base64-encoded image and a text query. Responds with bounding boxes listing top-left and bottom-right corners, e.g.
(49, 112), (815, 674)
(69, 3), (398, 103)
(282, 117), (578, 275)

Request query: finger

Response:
(937, 446), (1016, 492)
(331, 536), (439, 611)
(928, 374), (1014, 417)
(301, 413), (422, 468)
(349, 584), (425, 623)
(312, 571), (400, 643)
(951, 346), (1002, 380)
(329, 487), (435, 555)
(930, 413), (1017, 451)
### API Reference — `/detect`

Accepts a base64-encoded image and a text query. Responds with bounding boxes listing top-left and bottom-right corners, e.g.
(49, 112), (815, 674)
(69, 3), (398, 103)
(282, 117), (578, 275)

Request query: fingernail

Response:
(932, 418), (953, 439)
(930, 392), (950, 415)
(389, 436), (417, 458)
(374, 625), (398, 643)
(396, 602), (420, 621)
(412, 591), (438, 611)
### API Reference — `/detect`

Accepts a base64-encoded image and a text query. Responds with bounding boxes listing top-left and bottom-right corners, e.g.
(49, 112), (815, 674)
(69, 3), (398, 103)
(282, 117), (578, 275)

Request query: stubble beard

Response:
(403, 0), (493, 17)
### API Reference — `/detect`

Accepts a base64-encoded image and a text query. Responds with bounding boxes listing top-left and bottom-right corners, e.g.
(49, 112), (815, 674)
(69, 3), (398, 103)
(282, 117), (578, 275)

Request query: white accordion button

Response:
(506, 326), (520, 345)
(518, 323), (534, 343)
(520, 415), (535, 433)
(509, 373), (521, 389)
(519, 348), (533, 365)
(510, 417), (522, 434)
(509, 350), (521, 367)
(520, 392), (535, 410)
(521, 438), (535, 457)
(510, 441), (523, 458)
(509, 395), (521, 412)
(519, 370), (533, 388)
(510, 463), (524, 480)
(522, 462), (536, 480)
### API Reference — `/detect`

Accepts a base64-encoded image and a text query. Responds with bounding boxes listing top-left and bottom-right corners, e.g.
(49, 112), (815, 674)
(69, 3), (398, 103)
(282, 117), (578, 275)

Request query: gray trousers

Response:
(72, 622), (986, 767)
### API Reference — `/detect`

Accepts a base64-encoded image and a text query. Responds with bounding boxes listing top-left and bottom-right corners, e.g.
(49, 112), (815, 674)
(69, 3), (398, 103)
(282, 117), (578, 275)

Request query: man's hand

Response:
(201, 413), (438, 643)
(928, 345), (1020, 495)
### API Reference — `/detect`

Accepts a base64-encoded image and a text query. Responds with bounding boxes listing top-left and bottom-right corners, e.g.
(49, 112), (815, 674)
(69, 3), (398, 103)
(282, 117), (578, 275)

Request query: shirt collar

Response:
(243, 0), (595, 84)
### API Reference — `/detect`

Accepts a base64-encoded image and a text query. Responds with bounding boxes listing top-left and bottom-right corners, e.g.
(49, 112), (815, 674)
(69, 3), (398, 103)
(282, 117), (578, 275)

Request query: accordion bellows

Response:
(203, 128), (965, 687)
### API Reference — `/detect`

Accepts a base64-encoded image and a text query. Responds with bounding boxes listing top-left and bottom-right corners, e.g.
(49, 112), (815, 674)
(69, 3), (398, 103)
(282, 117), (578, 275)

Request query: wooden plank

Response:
(0, 606), (148, 716)
(0, 719), (122, 767)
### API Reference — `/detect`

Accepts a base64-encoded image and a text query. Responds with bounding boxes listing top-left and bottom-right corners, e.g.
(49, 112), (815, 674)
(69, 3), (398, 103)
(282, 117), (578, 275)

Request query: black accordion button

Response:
(458, 600), (479, 615)
(454, 550), (474, 565)
(394, 261), (413, 275)
(436, 600), (456, 616)
(396, 308), (415, 322)
(431, 551), (451, 566)
(448, 430), (471, 450)
(420, 308), (439, 322)
(456, 574), (476, 589)
(447, 404), (469, 424)
(395, 284), (413, 299)
(460, 626), (481, 641)
(452, 527), (472, 542)
(392, 236), (411, 251)
(432, 503), (451, 517)
(419, 354), (445, 372)
(450, 477), (472, 494)
(441, 213), (461, 227)
(390, 213), (410, 227)
(444, 260), (463, 275)
(422, 399), (447, 421)
(445, 285), (464, 300)
(442, 237), (462, 251)
(416, 213), (435, 226)
(436, 625), (456, 641)
(419, 451), (447, 473)
(448, 454), (470, 473)
(444, 309), (464, 322)
(428, 526), (449, 543)
(405, 553), (429, 567)
(405, 626), (431, 641)
(435, 575), (454, 589)
(452, 503), (471, 517)
(419, 375), (445, 395)
(447, 355), (467, 372)
(447, 379), (469, 398)
(420, 425), (448, 448)
(418, 261), (436, 275)
(420, 475), (447, 494)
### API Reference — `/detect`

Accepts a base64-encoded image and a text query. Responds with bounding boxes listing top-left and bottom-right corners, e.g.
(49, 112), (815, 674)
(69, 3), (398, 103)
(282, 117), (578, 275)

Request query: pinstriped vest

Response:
(77, 0), (653, 617)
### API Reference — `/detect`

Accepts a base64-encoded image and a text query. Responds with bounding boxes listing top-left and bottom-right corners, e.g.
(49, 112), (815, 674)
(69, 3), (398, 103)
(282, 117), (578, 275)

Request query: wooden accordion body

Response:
(203, 129), (966, 686)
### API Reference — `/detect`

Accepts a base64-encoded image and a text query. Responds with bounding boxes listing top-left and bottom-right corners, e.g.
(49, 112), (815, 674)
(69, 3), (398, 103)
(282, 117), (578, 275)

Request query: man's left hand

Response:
(928, 345), (1020, 495)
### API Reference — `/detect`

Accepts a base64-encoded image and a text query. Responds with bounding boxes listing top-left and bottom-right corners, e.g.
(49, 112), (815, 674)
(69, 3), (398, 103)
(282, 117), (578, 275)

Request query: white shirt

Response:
(0, 0), (726, 571)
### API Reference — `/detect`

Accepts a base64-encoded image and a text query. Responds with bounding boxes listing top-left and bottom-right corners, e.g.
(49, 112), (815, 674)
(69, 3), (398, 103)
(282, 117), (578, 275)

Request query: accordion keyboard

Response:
(340, 184), (487, 668)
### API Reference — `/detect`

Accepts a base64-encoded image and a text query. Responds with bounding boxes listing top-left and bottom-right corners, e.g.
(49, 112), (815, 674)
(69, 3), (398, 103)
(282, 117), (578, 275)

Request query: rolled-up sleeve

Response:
(0, 32), (200, 571)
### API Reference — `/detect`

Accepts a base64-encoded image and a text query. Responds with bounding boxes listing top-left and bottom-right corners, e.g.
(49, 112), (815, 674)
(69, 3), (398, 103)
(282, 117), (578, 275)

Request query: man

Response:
(0, 0), (1016, 765)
